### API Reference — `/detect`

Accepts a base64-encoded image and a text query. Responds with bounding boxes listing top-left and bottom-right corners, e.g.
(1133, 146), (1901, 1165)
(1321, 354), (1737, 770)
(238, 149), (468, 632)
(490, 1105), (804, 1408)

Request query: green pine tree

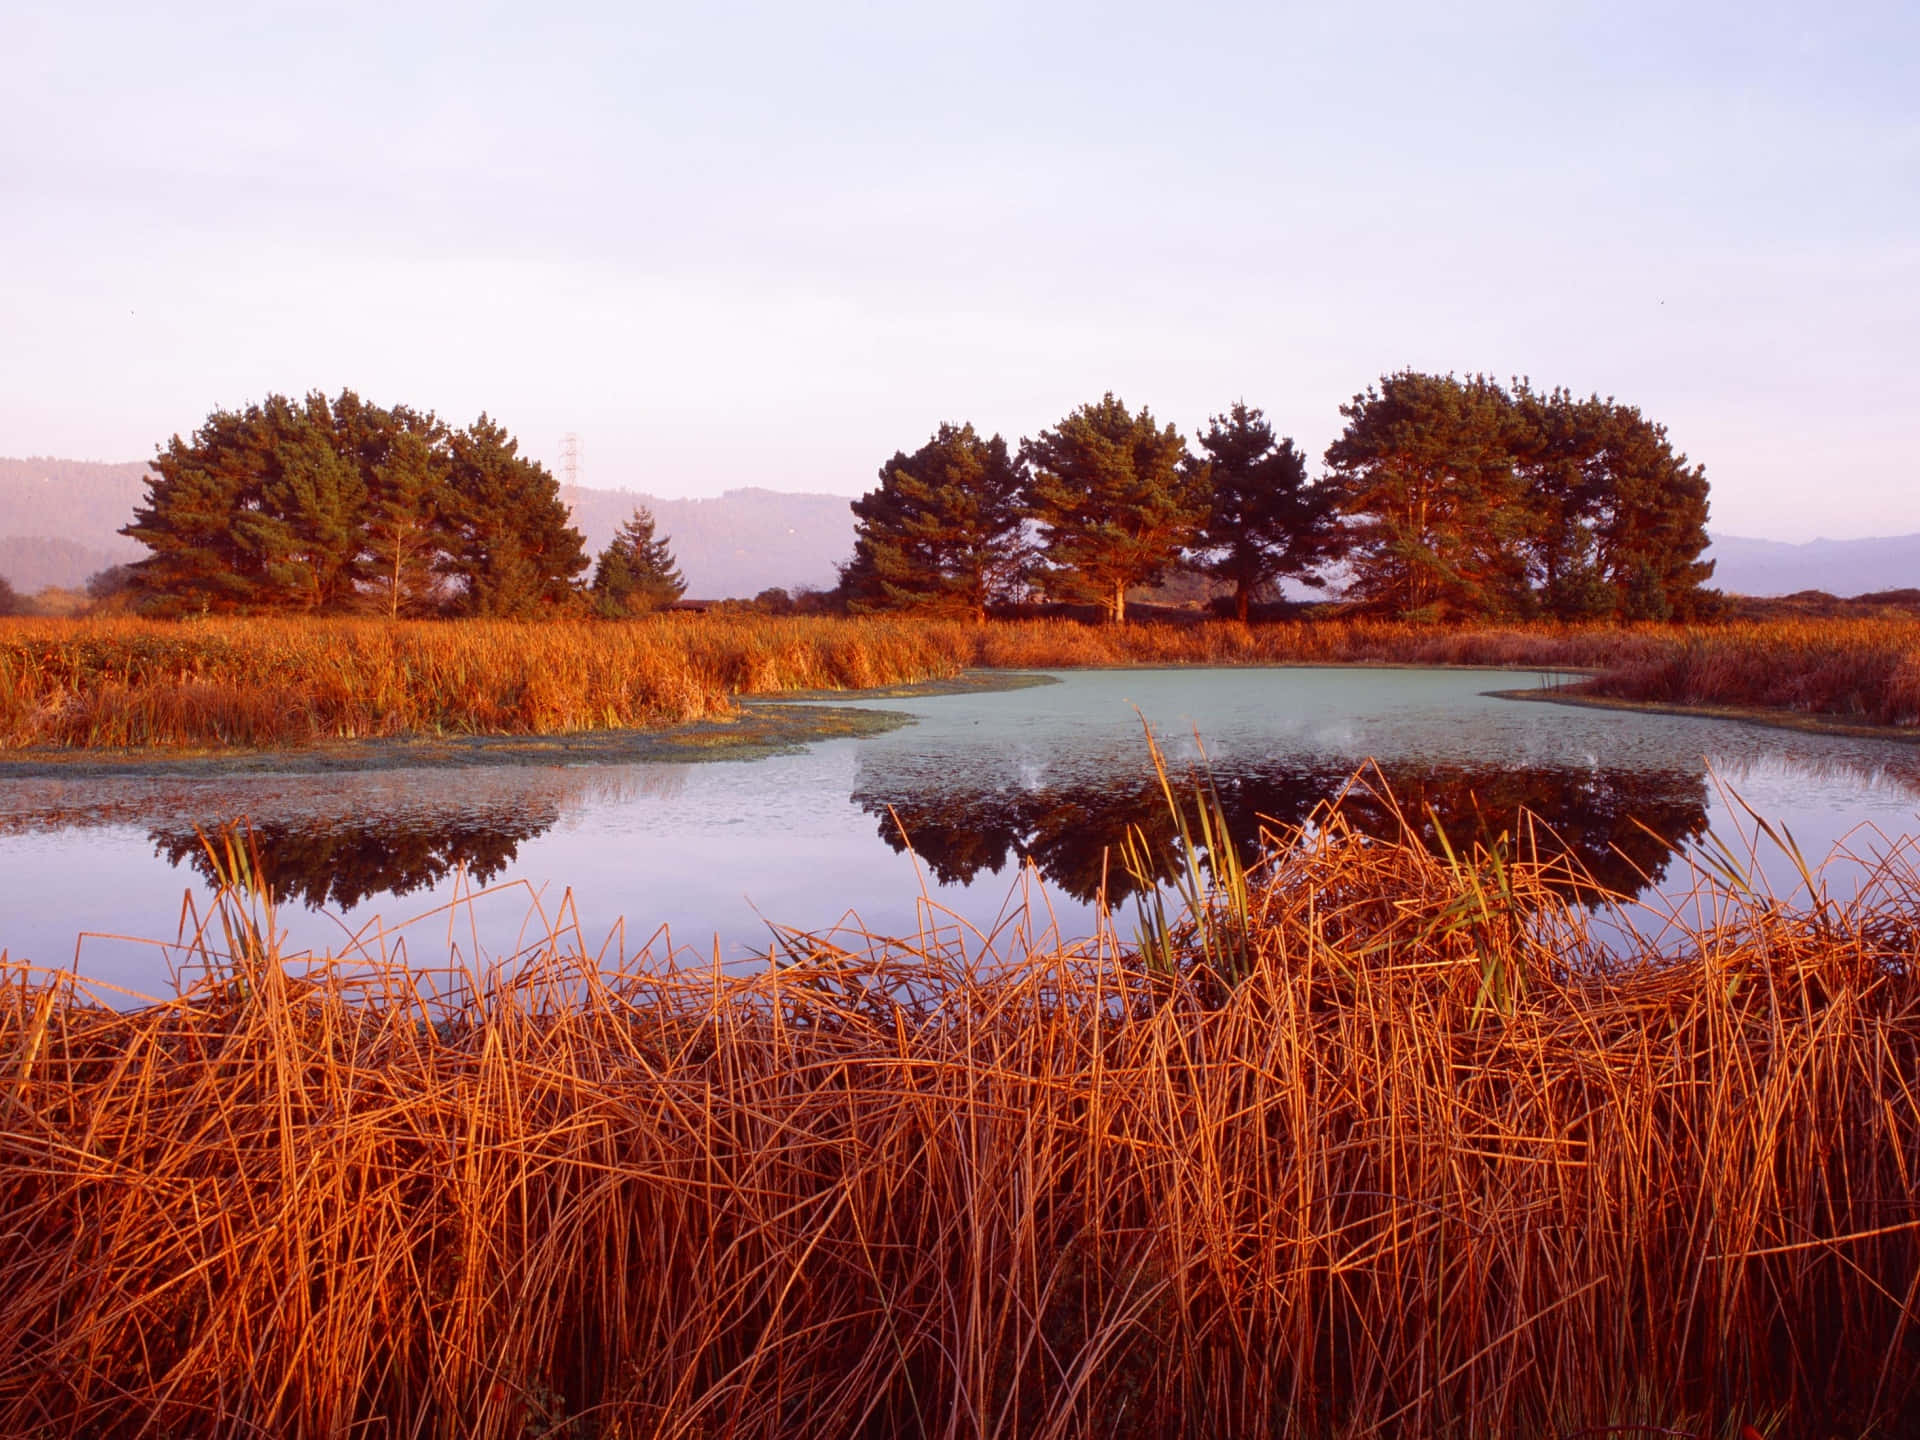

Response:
(440, 416), (589, 616)
(363, 425), (449, 618)
(1323, 372), (1530, 619)
(1510, 383), (1716, 619)
(1021, 394), (1207, 624)
(124, 404), (280, 613)
(238, 393), (367, 611)
(1191, 402), (1345, 621)
(591, 507), (686, 616)
(842, 422), (1028, 620)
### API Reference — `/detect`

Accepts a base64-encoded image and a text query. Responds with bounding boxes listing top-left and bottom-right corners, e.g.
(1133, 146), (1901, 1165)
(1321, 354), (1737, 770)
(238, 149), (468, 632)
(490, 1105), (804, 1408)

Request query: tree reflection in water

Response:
(118, 767), (692, 912)
(148, 805), (563, 910)
(855, 758), (1713, 905)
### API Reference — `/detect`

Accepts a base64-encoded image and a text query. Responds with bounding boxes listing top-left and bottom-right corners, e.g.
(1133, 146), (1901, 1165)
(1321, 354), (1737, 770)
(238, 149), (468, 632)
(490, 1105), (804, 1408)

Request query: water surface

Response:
(4, 667), (1917, 992)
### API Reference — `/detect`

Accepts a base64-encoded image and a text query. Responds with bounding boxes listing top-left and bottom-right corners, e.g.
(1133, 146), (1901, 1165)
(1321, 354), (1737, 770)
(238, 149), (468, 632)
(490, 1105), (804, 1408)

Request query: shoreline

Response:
(1489, 683), (1920, 744)
(6, 662), (1917, 778)
(0, 702), (917, 780)
(0, 671), (1052, 779)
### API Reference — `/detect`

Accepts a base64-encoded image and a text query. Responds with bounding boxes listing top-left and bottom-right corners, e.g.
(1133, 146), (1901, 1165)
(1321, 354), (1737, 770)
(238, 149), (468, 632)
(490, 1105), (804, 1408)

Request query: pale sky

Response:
(2, 1), (1915, 539)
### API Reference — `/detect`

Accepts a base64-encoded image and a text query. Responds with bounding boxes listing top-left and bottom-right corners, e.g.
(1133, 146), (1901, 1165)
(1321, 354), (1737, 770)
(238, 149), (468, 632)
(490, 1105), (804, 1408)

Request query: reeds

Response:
(3, 614), (1916, 753)
(3, 800), (1916, 1437)
(1580, 618), (1920, 727)
(0, 615), (975, 750)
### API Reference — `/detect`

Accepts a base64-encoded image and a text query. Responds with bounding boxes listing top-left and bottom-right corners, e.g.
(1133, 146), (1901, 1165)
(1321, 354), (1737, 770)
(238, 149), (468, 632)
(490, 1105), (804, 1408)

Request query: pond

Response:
(4, 666), (1918, 994)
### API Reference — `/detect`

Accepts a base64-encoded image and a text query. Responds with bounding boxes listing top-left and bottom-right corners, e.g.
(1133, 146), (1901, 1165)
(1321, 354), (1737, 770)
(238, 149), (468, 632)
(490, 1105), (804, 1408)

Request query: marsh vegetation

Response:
(3, 791), (1917, 1437)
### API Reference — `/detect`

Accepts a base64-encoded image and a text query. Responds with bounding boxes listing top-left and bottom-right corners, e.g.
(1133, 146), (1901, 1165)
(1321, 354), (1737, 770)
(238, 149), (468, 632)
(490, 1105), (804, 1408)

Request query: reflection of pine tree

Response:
(151, 806), (561, 910)
(590, 508), (686, 616)
(856, 759), (1711, 907)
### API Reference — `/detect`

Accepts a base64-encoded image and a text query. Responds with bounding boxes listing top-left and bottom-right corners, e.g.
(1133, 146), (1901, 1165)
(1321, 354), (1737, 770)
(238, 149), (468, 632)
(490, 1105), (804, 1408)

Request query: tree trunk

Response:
(1236, 580), (1251, 624)
(1111, 578), (1126, 625)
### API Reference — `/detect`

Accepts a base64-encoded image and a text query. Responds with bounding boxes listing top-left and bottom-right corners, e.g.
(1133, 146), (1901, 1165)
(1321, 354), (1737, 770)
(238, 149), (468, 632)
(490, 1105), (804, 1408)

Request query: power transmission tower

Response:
(559, 433), (582, 489)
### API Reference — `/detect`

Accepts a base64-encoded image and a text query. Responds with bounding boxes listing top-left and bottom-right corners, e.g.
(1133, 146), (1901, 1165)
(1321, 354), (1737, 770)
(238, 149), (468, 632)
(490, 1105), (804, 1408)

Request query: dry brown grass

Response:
(1579, 618), (1920, 727)
(3, 802), (1916, 1437)
(3, 613), (1917, 753)
(0, 615), (975, 750)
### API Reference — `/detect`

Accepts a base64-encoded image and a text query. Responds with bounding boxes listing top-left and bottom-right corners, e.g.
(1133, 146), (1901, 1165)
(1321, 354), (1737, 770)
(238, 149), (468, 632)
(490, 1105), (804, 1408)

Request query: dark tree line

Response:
(844, 373), (1715, 623)
(122, 390), (683, 618)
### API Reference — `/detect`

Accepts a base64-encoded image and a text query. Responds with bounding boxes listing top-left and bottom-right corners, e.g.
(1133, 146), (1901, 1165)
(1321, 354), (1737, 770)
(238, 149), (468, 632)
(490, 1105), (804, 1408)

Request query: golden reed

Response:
(5, 613), (1916, 752)
(2, 800), (1916, 1436)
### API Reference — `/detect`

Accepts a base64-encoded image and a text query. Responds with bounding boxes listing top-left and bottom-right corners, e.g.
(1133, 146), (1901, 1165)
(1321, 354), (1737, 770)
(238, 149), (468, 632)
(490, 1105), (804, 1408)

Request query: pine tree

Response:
(1323, 373), (1530, 618)
(1584, 402), (1715, 618)
(591, 507), (686, 616)
(124, 404), (279, 613)
(842, 422), (1028, 620)
(235, 393), (366, 611)
(1510, 383), (1715, 619)
(1190, 402), (1345, 621)
(363, 426), (448, 618)
(1021, 394), (1207, 624)
(439, 416), (589, 616)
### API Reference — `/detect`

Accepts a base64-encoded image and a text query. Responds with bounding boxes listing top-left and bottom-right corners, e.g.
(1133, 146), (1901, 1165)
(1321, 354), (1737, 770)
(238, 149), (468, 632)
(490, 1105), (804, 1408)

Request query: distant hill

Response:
(0, 537), (132, 595)
(3, 456), (1911, 602)
(0, 457), (853, 598)
(1703, 532), (1920, 599)
(0, 458), (150, 589)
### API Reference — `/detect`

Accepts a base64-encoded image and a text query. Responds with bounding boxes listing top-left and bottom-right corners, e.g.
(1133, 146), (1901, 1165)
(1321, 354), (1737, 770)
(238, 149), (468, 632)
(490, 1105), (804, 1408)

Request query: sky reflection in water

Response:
(3, 668), (1918, 991)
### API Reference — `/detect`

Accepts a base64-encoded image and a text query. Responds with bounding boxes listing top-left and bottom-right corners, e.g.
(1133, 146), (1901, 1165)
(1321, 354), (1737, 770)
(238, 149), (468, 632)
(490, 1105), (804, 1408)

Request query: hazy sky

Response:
(3, 1), (1914, 539)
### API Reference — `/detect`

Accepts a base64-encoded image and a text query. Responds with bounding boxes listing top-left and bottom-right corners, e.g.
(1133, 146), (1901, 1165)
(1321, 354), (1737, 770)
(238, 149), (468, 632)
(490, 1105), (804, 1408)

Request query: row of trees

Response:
(117, 373), (1709, 624)
(122, 391), (684, 618)
(843, 372), (1714, 623)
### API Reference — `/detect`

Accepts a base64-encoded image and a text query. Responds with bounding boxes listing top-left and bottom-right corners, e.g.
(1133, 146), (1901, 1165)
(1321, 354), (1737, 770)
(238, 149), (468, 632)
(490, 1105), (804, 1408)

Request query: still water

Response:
(4, 667), (1918, 992)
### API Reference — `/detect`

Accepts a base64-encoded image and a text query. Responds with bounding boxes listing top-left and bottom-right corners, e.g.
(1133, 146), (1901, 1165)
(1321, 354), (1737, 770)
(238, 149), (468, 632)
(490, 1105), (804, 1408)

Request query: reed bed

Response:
(0, 615), (973, 749)
(3, 805), (1917, 1437)
(1581, 618), (1920, 728)
(3, 614), (1917, 752)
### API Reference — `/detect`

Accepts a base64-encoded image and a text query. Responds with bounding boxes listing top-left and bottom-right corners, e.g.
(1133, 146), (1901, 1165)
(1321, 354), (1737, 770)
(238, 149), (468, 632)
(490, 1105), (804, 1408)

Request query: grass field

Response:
(1, 803), (1915, 1436)
(4, 613), (1916, 752)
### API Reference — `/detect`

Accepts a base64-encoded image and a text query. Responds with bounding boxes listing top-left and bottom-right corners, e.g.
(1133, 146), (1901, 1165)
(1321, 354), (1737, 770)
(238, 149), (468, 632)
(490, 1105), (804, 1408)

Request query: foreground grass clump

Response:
(3, 613), (1918, 752)
(2, 811), (1916, 1437)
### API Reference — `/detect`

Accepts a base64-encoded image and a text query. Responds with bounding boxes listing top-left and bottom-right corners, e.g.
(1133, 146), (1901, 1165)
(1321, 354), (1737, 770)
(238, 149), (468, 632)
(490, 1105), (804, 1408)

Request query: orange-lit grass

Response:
(2, 807), (1916, 1436)
(3, 613), (1918, 752)
(1580, 618), (1920, 727)
(0, 614), (977, 750)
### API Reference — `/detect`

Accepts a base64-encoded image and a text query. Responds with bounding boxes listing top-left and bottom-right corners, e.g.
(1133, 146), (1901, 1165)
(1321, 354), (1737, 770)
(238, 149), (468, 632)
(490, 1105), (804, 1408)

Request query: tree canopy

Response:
(842, 422), (1028, 620)
(1508, 383), (1714, 619)
(122, 392), (587, 617)
(1325, 372), (1714, 620)
(1190, 402), (1345, 621)
(1021, 394), (1209, 624)
(438, 416), (588, 616)
(591, 507), (686, 616)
